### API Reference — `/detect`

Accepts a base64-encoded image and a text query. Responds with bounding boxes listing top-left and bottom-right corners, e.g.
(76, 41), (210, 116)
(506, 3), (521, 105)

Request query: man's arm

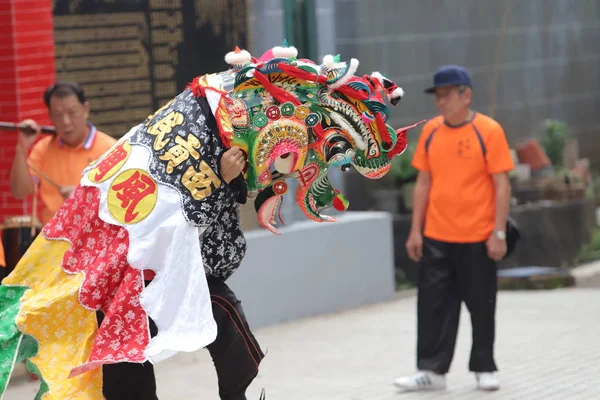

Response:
(410, 170), (431, 234)
(10, 144), (35, 199)
(10, 120), (42, 199)
(492, 172), (511, 232)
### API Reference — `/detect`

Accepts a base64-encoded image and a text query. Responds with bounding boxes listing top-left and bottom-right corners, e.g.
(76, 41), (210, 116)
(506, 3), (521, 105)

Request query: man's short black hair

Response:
(43, 82), (86, 108)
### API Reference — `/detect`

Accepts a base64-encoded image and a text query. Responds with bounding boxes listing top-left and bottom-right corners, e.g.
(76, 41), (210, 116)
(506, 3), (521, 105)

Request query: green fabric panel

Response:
(0, 286), (28, 397)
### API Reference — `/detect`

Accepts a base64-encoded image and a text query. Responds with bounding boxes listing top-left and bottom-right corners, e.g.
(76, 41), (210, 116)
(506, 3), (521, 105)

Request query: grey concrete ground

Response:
(6, 264), (600, 399)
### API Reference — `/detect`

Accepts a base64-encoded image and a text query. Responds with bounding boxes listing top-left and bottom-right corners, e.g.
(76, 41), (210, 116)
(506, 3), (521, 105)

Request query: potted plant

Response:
(539, 119), (567, 169)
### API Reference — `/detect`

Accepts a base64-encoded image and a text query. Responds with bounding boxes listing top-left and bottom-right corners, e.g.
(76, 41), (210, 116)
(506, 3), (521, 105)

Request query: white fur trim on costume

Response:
(329, 58), (359, 89)
(323, 54), (336, 69)
(388, 87), (404, 101)
(224, 49), (251, 65)
(272, 45), (298, 59)
(330, 112), (366, 150)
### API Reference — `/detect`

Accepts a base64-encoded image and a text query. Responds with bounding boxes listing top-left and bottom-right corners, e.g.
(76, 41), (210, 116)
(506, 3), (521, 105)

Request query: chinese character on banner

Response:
(108, 169), (158, 224)
(147, 111), (185, 150)
(88, 141), (132, 183)
(158, 134), (201, 174)
(181, 162), (222, 200)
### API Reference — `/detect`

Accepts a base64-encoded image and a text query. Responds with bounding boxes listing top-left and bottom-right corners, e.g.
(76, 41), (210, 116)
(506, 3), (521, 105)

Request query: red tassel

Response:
(186, 77), (206, 98)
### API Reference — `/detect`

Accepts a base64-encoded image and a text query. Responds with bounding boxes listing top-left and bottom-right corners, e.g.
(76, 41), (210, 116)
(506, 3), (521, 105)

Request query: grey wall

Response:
(227, 212), (396, 328)
(247, 0), (285, 54)
(333, 0), (600, 169)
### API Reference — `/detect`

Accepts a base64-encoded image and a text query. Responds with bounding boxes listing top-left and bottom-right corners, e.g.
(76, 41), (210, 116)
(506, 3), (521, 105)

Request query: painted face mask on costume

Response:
(193, 42), (425, 234)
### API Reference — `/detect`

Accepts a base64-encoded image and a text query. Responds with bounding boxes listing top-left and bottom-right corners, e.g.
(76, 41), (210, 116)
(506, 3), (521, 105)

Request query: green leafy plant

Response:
(539, 119), (567, 168)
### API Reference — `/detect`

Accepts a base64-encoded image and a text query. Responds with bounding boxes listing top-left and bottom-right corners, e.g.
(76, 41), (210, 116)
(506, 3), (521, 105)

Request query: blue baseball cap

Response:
(424, 65), (472, 94)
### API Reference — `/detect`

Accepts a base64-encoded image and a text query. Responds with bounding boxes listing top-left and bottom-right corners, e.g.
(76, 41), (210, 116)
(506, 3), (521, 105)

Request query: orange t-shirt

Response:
(28, 125), (117, 224)
(411, 113), (514, 243)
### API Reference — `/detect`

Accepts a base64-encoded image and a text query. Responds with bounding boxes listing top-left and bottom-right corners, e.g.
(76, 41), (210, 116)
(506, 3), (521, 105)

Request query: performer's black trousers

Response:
(100, 277), (264, 400)
(416, 237), (498, 375)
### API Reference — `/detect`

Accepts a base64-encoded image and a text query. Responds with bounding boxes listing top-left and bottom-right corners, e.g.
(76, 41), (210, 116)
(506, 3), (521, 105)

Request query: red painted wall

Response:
(0, 0), (55, 220)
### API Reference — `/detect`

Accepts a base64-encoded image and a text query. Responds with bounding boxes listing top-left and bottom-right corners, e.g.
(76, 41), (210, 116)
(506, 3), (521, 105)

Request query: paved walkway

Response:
(6, 287), (600, 399)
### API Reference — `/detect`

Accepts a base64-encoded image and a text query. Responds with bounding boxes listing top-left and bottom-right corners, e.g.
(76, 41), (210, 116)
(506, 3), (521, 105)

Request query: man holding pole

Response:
(9, 82), (116, 225)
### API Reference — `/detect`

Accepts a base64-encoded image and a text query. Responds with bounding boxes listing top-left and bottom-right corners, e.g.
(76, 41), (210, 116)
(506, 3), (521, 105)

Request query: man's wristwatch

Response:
(493, 230), (506, 241)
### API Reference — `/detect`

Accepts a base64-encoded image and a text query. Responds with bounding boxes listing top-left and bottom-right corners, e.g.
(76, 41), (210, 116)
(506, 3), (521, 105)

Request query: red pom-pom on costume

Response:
(332, 190), (349, 211)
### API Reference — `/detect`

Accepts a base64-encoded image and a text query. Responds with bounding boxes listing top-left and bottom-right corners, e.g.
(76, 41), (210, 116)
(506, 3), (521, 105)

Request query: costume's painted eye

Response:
(328, 155), (353, 168)
(325, 134), (355, 171)
(327, 144), (354, 171)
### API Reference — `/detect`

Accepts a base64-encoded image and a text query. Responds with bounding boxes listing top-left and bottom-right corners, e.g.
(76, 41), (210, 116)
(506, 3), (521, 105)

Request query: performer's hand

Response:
(220, 146), (247, 184)
(17, 119), (41, 151)
(406, 230), (423, 262)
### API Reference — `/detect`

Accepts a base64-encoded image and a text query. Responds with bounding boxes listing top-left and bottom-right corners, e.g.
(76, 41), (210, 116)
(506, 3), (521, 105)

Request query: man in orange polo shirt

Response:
(10, 82), (117, 225)
(394, 65), (514, 392)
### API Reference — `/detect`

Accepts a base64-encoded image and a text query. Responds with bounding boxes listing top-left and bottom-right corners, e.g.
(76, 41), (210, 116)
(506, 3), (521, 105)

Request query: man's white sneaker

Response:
(476, 372), (500, 391)
(393, 371), (446, 391)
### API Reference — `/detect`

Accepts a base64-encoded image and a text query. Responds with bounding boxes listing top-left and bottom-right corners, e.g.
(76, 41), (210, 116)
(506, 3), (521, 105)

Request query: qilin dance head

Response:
(204, 41), (425, 234)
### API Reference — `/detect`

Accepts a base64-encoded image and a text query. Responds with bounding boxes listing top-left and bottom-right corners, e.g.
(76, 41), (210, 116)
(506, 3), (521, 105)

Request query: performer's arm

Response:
(219, 146), (246, 185)
(191, 146), (247, 226)
(11, 145), (34, 199)
(217, 146), (247, 205)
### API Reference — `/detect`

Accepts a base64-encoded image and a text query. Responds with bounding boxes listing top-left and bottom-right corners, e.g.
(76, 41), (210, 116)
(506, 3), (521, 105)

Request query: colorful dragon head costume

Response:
(196, 42), (424, 234)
